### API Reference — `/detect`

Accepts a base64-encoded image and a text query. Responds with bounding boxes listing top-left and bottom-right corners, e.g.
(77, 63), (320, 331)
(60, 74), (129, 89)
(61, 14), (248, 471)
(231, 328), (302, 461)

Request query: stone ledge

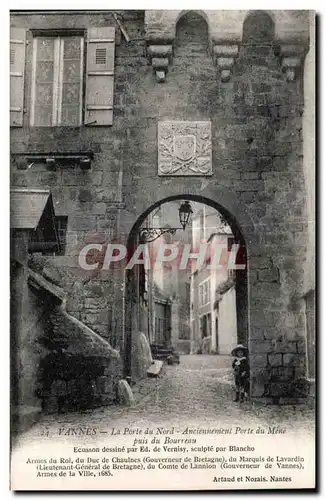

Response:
(147, 360), (164, 378)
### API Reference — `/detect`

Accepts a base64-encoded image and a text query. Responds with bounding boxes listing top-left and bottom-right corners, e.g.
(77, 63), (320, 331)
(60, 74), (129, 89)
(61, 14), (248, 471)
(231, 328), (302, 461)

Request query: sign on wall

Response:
(158, 121), (212, 176)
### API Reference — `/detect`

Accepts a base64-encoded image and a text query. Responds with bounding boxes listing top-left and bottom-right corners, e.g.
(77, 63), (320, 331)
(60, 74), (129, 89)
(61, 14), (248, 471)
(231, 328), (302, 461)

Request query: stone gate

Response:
(10, 10), (315, 406)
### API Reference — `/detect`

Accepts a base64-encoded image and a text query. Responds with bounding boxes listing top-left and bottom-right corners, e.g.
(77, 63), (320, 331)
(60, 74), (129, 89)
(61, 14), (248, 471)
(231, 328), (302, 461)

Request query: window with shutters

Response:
(10, 28), (26, 127)
(31, 35), (84, 126)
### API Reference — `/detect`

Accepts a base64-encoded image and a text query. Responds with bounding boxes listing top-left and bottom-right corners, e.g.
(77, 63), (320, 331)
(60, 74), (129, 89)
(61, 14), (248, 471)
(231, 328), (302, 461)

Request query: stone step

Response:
(152, 349), (174, 356)
(147, 360), (164, 378)
(152, 354), (165, 360)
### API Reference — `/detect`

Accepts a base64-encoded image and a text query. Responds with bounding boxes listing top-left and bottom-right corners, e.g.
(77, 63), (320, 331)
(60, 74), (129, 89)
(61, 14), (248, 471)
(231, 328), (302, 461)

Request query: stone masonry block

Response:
(297, 339), (307, 354)
(96, 376), (113, 395)
(283, 353), (306, 367)
(269, 383), (292, 398)
(249, 354), (267, 368)
(93, 325), (110, 338)
(92, 203), (107, 215)
(250, 340), (273, 353)
(271, 340), (297, 353)
(294, 367), (307, 379)
(235, 180), (264, 192)
(248, 256), (271, 270)
(91, 171), (104, 186)
(240, 191), (256, 203)
(100, 394), (115, 405)
(11, 172), (28, 187)
(268, 353), (283, 367)
(30, 171), (61, 187)
(241, 171), (260, 180)
(61, 170), (80, 186)
(83, 311), (110, 325)
(250, 380), (265, 398)
(78, 189), (93, 203)
(248, 270), (258, 284)
(250, 310), (283, 328)
(257, 268), (280, 283)
(69, 216), (96, 231)
(85, 298), (107, 309)
(261, 328), (279, 340)
(270, 366), (294, 382)
(84, 282), (111, 297)
(251, 282), (281, 298)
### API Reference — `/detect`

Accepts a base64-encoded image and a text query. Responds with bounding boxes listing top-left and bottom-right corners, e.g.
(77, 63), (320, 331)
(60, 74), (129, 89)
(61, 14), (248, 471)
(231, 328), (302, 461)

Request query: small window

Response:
(31, 35), (84, 126)
(54, 216), (68, 255)
(199, 279), (211, 306)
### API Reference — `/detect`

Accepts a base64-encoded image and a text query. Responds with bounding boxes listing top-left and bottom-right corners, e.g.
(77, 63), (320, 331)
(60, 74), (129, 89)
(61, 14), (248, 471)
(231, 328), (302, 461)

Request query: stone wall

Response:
(11, 251), (122, 426)
(41, 306), (122, 412)
(11, 260), (48, 430)
(10, 10), (313, 401)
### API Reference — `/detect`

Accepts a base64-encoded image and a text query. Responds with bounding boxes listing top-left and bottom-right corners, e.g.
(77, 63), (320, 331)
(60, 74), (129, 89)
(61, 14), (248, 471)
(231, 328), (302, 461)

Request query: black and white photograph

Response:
(9, 7), (316, 491)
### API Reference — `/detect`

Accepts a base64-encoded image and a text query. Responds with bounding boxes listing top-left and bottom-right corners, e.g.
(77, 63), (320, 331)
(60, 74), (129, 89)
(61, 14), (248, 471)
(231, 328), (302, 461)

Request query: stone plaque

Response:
(158, 121), (212, 176)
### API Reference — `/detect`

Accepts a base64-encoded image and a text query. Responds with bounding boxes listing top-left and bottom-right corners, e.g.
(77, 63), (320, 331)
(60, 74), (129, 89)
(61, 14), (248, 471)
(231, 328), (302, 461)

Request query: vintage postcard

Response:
(10, 8), (316, 491)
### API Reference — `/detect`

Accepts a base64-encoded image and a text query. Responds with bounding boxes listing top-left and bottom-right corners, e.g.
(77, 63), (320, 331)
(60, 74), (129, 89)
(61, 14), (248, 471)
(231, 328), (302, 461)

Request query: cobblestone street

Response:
(14, 355), (315, 448)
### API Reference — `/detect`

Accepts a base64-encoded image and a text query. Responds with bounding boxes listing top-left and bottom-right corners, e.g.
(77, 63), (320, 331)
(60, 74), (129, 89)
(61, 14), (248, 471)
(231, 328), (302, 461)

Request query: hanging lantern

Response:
(179, 201), (193, 230)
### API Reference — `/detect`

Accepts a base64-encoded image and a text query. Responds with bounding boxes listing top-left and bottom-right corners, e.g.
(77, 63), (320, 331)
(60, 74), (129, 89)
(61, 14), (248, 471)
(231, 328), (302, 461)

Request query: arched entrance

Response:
(123, 194), (248, 381)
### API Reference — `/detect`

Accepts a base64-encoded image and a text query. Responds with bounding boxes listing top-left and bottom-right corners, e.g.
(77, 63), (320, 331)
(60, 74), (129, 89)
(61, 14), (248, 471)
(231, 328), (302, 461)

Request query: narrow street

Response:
(14, 355), (315, 449)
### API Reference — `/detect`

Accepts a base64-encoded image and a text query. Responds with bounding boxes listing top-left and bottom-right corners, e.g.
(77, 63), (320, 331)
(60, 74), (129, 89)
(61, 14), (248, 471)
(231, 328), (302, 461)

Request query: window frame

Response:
(198, 278), (211, 307)
(54, 215), (68, 256)
(30, 31), (85, 127)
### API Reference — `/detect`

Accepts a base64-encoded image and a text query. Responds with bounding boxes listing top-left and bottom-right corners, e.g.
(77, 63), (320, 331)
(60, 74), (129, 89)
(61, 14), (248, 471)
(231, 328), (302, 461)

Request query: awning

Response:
(10, 189), (52, 230)
(10, 188), (60, 253)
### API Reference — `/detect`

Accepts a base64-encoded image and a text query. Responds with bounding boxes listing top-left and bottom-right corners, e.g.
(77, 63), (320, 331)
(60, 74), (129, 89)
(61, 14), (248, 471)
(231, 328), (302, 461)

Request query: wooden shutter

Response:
(85, 27), (115, 126)
(10, 28), (26, 127)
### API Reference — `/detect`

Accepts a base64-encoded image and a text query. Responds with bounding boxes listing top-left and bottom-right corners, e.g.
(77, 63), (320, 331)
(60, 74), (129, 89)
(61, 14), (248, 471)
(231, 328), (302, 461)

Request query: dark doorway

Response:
(215, 316), (219, 354)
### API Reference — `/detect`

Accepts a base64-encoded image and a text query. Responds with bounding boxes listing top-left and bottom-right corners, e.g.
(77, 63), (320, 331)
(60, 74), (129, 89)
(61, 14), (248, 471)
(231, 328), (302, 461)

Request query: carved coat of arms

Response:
(158, 121), (212, 176)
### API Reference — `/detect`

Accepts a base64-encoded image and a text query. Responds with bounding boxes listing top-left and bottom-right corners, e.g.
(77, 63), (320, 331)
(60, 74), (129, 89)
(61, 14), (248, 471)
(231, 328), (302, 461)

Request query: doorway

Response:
(124, 194), (248, 380)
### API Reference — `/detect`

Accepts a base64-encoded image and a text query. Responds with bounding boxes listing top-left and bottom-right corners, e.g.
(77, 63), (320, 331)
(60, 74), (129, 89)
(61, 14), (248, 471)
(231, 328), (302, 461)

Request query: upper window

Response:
(199, 279), (211, 307)
(10, 26), (115, 128)
(31, 36), (84, 127)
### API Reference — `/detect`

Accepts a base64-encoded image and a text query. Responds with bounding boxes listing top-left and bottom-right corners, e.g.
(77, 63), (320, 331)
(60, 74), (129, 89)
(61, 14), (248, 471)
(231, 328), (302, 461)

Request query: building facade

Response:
(10, 10), (315, 413)
(190, 209), (238, 355)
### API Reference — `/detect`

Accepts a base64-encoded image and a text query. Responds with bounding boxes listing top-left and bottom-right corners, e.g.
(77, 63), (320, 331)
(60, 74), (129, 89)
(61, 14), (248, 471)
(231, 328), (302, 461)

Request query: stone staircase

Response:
(150, 344), (180, 365)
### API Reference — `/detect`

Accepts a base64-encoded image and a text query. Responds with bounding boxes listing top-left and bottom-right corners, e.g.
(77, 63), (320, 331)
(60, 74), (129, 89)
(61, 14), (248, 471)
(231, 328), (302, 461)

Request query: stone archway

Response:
(123, 193), (250, 385)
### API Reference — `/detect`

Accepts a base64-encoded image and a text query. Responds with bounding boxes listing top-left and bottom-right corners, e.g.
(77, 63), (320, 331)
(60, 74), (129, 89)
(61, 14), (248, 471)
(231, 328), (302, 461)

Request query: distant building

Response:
(140, 202), (191, 353)
(190, 208), (237, 355)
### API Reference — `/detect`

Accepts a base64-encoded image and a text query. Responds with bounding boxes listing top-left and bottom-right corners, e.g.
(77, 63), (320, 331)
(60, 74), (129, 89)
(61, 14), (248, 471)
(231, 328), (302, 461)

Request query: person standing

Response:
(231, 344), (249, 402)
